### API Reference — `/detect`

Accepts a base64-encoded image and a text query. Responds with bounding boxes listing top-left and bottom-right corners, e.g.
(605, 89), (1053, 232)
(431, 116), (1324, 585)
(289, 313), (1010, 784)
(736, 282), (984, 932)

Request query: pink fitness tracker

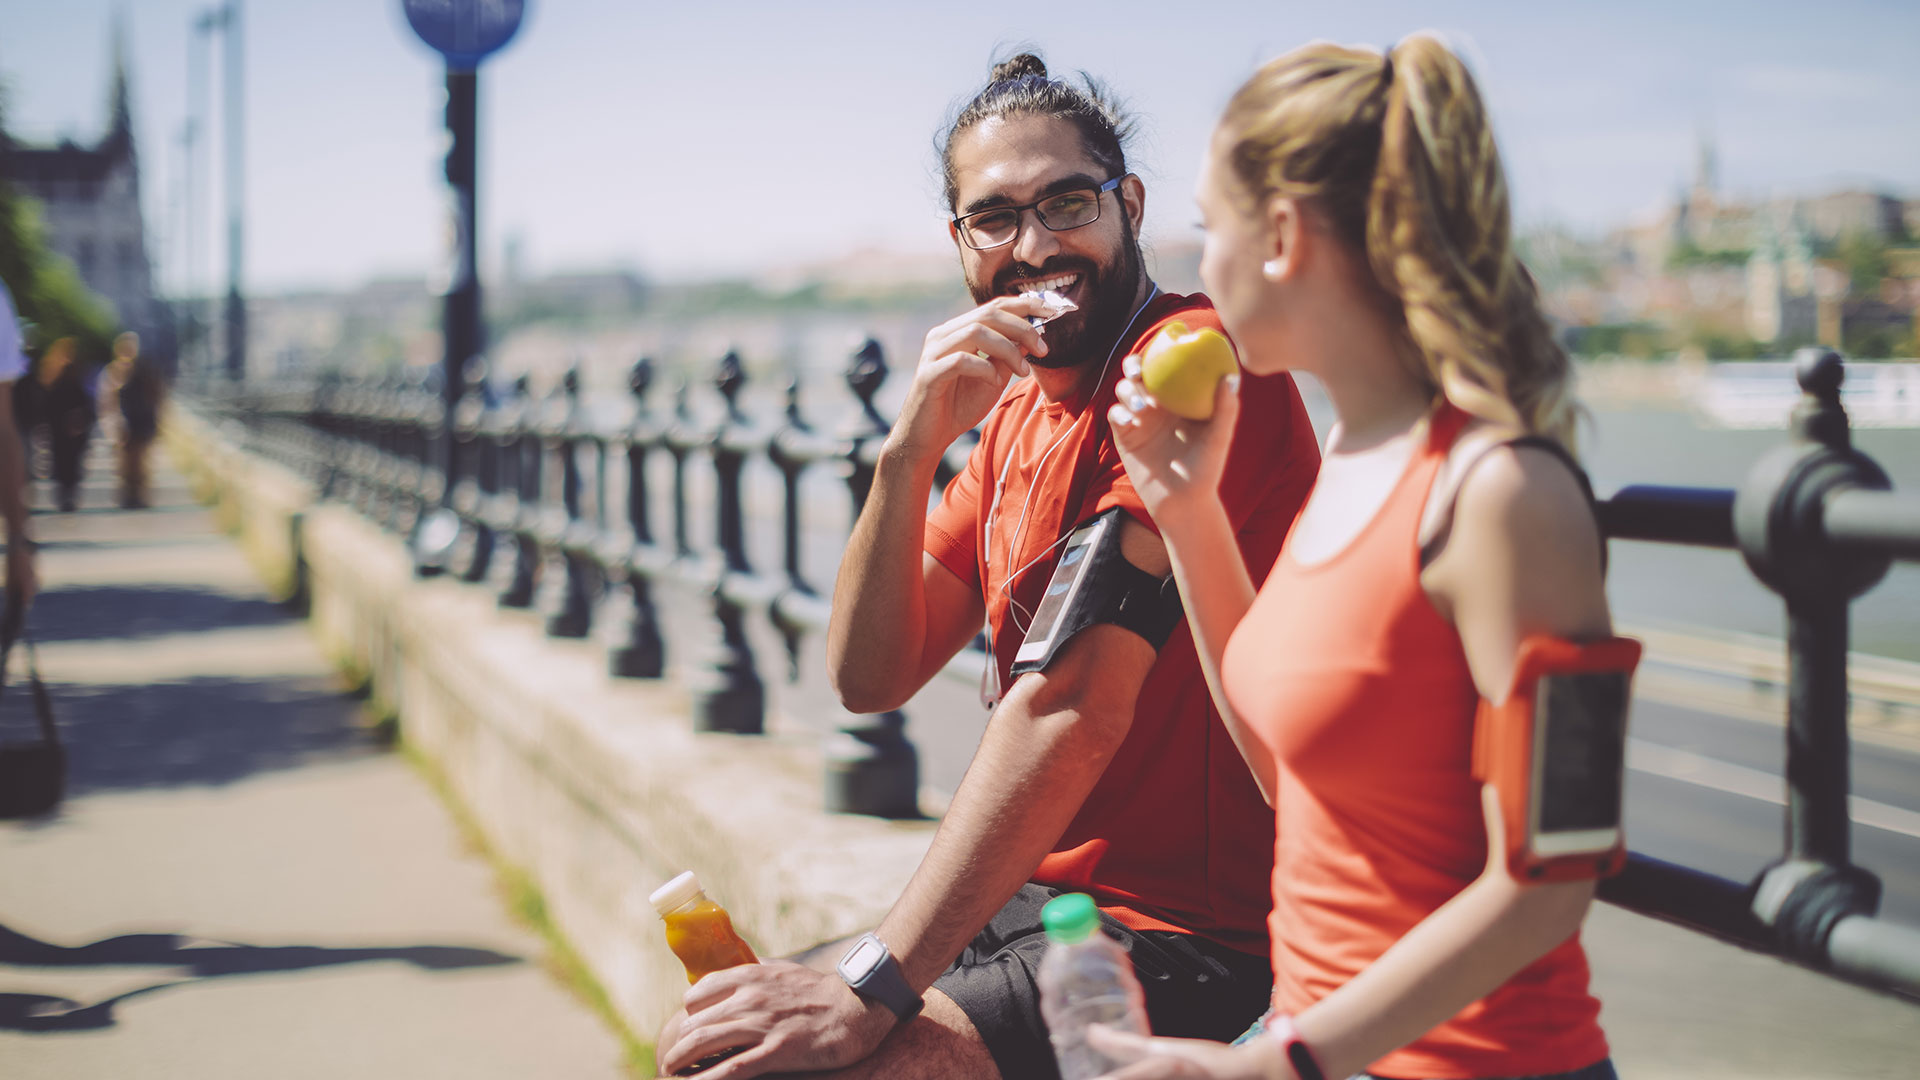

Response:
(1265, 1014), (1326, 1080)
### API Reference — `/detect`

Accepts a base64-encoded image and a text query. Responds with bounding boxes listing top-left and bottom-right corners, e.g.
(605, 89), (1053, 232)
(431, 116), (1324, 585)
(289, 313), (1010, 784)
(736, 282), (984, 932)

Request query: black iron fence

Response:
(189, 345), (1920, 1002)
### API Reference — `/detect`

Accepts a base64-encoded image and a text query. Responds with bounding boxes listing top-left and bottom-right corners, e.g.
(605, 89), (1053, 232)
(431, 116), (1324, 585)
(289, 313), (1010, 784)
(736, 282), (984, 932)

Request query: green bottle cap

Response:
(1041, 893), (1101, 945)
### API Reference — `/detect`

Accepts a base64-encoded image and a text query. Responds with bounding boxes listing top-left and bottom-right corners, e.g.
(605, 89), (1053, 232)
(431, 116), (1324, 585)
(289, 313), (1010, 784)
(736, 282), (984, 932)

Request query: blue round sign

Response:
(403, 0), (525, 70)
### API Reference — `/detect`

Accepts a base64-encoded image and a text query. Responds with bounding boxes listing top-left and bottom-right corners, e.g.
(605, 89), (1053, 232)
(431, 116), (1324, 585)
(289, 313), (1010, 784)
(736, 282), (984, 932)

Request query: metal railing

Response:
(1594, 349), (1920, 1001)
(194, 345), (1920, 1001)
(199, 342), (968, 822)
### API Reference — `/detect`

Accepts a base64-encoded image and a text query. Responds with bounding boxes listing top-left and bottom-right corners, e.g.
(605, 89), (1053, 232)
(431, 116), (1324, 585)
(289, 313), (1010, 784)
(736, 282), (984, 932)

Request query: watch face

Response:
(839, 937), (886, 981)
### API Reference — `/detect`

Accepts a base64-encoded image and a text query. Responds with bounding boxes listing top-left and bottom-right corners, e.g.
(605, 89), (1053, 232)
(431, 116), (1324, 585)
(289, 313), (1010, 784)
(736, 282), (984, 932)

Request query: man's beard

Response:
(965, 218), (1145, 371)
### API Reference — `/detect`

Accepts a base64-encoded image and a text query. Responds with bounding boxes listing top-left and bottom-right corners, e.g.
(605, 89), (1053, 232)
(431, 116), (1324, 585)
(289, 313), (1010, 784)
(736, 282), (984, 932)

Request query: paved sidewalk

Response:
(0, 446), (628, 1078)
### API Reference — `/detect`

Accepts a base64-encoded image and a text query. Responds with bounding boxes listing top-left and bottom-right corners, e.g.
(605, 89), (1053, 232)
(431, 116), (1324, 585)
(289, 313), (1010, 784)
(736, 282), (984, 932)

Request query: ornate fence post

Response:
(766, 373), (827, 671)
(312, 373), (343, 501)
(665, 378), (694, 560)
(608, 357), (667, 678)
(412, 365), (463, 577)
(499, 374), (544, 609)
(688, 350), (765, 734)
(823, 339), (920, 817)
(539, 367), (598, 638)
(482, 375), (526, 595)
(361, 373), (395, 523)
(345, 378), (379, 517)
(456, 361), (498, 583)
(1735, 348), (1893, 960)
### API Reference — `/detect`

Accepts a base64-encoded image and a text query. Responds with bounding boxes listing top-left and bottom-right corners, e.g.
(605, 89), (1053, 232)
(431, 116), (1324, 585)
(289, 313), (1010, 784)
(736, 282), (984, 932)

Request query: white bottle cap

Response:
(649, 870), (703, 915)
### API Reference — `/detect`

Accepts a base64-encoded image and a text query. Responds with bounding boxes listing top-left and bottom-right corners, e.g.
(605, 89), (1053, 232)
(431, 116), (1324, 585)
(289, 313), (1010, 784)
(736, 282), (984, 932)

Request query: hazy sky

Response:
(4, 1), (1917, 295)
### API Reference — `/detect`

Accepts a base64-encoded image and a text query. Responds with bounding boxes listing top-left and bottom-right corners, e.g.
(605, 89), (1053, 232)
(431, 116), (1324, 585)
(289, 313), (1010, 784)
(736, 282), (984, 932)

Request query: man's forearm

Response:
(875, 628), (1150, 991)
(826, 441), (944, 711)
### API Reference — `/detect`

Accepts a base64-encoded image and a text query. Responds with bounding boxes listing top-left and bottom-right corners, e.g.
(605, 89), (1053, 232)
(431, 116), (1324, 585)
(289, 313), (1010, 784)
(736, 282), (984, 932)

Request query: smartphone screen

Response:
(1530, 669), (1629, 853)
(1014, 517), (1107, 665)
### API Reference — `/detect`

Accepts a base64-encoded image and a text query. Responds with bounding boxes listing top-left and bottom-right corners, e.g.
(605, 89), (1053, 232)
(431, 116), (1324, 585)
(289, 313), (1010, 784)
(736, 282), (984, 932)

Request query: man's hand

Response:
(657, 960), (897, 1079)
(889, 295), (1052, 462)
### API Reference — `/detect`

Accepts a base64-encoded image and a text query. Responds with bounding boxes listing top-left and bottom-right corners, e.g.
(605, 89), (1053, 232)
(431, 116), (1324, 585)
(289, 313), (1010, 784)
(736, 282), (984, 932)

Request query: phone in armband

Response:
(1472, 635), (1642, 883)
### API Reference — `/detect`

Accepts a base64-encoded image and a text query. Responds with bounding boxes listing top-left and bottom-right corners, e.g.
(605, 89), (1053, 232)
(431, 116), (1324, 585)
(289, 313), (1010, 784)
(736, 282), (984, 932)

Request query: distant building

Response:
(1746, 228), (1818, 344)
(1801, 190), (1906, 242)
(1, 30), (171, 365)
(1619, 134), (1912, 280)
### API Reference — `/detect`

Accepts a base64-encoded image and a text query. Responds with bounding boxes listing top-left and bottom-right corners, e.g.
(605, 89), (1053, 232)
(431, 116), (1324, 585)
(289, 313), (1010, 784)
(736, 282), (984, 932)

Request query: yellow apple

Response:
(1139, 321), (1239, 420)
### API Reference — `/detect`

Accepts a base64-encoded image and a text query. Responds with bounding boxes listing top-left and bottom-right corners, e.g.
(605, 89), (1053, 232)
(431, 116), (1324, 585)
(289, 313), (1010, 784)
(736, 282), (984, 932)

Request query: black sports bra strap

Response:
(1418, 435), (1604, 572)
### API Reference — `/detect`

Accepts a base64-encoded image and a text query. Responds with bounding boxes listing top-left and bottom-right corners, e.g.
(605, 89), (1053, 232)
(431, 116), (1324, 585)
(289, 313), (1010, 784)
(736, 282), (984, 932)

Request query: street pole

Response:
(187, 12), (213, 380)
(222, 0), (246, 382)
(443, 68), (481, 415)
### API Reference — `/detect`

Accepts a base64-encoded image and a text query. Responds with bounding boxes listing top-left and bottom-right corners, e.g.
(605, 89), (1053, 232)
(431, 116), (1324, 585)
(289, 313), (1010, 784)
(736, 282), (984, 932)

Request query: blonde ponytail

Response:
(1219, 33), (1580, 451)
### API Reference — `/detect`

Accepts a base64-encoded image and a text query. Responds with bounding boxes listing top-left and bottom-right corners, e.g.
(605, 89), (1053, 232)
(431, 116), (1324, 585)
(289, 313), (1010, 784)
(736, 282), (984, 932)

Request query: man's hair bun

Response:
(939, 51), (1135, 212)
(989, 54), (1049, 84)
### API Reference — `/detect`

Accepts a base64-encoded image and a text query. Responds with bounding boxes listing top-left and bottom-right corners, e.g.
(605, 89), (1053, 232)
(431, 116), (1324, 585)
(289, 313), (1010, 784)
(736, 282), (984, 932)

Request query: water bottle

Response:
(1037, 892), (1151, 1080)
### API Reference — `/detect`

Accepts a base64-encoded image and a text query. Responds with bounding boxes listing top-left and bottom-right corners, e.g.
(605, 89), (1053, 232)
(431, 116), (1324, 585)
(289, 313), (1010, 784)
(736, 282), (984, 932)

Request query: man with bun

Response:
(656, 54), (1320, 1080)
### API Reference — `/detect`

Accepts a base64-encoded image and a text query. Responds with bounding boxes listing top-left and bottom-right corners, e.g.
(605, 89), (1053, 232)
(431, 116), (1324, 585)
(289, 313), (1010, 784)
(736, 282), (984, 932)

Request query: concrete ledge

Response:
(165, 407), (938, 1033)
(162, 408), (313, 603)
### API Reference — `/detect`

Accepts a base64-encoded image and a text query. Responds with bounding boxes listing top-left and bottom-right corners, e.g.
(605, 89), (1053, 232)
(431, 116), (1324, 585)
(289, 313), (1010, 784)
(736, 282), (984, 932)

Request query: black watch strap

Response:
(836, 933), (924, 1023)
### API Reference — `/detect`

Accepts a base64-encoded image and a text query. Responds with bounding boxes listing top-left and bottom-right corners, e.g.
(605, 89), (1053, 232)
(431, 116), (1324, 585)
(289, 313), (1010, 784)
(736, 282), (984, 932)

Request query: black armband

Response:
(1008, 508), (1183, 678)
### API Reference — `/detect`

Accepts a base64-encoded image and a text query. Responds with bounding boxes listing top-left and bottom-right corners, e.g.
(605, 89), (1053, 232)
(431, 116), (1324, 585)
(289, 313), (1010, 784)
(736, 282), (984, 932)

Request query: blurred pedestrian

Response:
(40, 337), (96, 513)
(0, 280), (37, 608)
(106, 332), (160, 509)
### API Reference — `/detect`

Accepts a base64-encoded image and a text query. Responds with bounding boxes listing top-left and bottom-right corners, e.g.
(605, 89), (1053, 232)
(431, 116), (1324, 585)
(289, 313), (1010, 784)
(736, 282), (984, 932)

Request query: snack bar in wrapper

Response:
(1022, 289), (1078, 328)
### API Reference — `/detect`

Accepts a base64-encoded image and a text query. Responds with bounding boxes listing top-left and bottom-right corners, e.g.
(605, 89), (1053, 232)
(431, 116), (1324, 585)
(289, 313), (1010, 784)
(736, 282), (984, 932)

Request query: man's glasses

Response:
(952, 176), (1124, 251)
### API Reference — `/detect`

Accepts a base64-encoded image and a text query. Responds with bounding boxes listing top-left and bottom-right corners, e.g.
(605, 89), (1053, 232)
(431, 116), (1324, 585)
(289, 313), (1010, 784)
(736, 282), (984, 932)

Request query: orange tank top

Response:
(1220, 405), (1608, 1079)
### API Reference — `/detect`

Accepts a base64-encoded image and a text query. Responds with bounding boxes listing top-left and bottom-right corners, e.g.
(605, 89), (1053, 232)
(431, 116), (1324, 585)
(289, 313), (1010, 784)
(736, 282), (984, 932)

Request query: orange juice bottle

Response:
(650, 871), (758, 984)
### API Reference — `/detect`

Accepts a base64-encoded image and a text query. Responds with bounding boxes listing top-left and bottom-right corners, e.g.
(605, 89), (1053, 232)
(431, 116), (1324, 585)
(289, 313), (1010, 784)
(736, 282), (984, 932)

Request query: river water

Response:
(1584, 403), (1919, 663)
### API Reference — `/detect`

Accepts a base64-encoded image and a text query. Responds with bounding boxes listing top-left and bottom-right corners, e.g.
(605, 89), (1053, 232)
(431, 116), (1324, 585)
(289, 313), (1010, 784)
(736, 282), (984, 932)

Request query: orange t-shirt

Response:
(1221, 405), (1609, 1078)
(924, 291), (1320, 955)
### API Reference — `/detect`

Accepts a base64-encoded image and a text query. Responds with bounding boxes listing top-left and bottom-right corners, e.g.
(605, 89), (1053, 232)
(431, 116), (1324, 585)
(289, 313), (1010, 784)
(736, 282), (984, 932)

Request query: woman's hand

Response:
(1084, 1023), (1284, 1080)
(1107, 356), (1240, 522)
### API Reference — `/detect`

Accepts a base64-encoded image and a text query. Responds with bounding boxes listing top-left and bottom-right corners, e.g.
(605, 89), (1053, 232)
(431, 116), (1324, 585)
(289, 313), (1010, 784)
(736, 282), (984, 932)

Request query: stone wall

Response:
(164, 407), (937, 1034)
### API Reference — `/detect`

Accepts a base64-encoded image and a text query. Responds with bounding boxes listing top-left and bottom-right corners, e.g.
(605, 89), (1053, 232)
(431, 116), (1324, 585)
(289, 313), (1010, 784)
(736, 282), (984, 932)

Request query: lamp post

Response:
(402, 3), (525, 575)
(401, 0), (525, 421)
(221, 0), (245, 383)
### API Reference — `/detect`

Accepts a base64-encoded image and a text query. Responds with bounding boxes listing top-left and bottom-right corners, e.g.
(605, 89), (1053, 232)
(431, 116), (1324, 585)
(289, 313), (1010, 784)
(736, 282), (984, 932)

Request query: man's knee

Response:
(814, 989), (1000, 1080)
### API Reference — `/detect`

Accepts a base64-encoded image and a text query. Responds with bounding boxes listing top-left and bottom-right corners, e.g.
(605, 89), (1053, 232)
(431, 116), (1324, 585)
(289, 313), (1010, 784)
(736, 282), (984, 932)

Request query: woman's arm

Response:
(1111, 372), (1274, 803)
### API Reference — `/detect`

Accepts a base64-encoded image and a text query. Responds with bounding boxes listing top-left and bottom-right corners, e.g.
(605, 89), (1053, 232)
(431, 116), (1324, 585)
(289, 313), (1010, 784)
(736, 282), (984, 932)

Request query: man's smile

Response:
(1006, 271), (1079, 297)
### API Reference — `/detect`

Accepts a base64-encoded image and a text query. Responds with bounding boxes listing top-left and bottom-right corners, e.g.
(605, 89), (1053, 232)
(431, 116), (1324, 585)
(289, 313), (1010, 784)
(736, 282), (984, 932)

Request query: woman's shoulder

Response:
(1420, 416), (1598, 568)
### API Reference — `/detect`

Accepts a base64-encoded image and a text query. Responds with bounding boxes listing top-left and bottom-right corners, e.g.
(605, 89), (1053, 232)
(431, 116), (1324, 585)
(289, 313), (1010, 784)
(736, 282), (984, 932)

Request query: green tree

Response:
(1836, 231), (1889, 295)
(0, 86), (119, 366)
(1843, 322), (1900, 359)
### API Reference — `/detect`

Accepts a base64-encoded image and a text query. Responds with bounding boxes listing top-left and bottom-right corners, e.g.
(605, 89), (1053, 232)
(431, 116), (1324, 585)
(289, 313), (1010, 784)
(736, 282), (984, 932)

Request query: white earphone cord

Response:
(986, 285), (1160, 636)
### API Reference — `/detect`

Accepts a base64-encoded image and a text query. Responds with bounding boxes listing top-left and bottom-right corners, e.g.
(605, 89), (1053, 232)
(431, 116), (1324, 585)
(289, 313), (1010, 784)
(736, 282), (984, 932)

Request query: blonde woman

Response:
(1088, 34), (1618, 1080)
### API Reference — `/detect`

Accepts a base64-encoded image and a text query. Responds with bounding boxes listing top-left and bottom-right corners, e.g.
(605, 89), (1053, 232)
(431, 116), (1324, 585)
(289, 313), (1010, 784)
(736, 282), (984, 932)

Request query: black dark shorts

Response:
(932, 882), (1273, 1080)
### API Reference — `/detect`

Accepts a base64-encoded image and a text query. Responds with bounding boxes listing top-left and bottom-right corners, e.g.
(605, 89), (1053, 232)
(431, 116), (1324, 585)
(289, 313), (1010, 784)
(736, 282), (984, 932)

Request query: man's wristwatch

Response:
(836, 933), (924, 1023)
(1264, 1014), (1326, 1080)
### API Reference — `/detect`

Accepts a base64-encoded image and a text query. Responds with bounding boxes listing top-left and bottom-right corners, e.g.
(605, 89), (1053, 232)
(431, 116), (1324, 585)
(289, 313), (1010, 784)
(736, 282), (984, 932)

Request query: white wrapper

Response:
(1022, 289), (1078, 327)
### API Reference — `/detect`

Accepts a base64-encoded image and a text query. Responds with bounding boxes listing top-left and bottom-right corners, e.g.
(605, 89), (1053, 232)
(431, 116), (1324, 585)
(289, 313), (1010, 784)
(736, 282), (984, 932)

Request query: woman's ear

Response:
(1263, 196), (1307, 283)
